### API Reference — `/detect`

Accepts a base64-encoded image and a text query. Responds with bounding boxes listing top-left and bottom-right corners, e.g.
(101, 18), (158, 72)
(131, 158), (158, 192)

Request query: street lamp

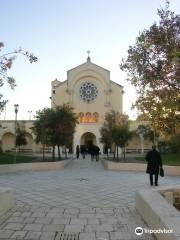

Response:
(14, 104), (19, 163)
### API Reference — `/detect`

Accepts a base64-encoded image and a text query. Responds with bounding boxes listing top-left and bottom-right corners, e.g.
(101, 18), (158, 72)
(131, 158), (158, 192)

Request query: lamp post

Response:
(14, 104), (19, 163)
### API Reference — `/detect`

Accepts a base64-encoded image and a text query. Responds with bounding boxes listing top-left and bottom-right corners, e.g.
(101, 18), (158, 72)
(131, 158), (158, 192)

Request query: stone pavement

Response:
(0, 156), (179, 240)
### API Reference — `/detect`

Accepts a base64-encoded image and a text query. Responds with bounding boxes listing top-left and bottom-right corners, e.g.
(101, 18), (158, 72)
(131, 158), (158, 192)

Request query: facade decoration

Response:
(78, 112), (99, 123)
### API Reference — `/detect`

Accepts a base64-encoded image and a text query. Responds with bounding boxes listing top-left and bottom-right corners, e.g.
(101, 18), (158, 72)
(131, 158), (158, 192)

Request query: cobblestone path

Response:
(0, 156), (179, 239)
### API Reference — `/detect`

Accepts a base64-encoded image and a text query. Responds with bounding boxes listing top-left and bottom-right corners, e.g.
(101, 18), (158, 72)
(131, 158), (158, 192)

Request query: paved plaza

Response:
(0, 156), (179, 240)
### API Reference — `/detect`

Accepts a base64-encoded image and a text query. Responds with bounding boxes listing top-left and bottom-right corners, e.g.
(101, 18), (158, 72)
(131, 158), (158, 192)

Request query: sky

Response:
(0, 0), (180, 120)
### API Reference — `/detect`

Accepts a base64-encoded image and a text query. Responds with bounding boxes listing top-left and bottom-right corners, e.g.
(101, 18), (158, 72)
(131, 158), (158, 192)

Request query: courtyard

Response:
(0, 156), (179, 240)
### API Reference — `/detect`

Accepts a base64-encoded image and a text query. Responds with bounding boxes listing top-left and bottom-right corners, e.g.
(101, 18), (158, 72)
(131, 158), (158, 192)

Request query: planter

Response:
(0, 159), (73, 174)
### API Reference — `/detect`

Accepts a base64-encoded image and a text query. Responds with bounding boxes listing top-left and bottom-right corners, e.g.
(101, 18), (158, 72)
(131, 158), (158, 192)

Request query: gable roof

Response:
(67, 61), (110, 74)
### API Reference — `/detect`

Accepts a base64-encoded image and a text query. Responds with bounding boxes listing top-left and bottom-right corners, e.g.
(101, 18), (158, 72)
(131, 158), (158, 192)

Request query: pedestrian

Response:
(94, 145), (100, 162)
(80, 145), (86, 159)
(146, 145), (163, 186)
(76, 145), (80, 159)
(89, 144), (95, 161)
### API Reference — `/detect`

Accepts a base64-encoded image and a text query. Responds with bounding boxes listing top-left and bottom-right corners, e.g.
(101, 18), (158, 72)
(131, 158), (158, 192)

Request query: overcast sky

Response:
(1, 0), (180, 120)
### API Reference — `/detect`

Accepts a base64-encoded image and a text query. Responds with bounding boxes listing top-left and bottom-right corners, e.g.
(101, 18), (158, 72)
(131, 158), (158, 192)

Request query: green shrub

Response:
(158, 140), (167, 153)
(167, 132), (180, 153)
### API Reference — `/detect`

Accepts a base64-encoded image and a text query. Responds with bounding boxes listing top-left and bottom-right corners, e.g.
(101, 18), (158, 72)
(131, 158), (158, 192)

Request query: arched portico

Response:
(80, 132), (97, 147)
(2, 132), (15, 152)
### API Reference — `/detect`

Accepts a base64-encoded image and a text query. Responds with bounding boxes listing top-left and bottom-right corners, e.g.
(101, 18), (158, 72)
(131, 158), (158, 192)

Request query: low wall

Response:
(101, 160), (180, 176)
(135, 185), (180, 240)
(0, 187), (14, 217)
(0, 159), (73, 174)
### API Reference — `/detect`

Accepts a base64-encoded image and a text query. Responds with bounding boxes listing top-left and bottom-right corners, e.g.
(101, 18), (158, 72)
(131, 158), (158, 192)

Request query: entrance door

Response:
(80, 132), (96, 152)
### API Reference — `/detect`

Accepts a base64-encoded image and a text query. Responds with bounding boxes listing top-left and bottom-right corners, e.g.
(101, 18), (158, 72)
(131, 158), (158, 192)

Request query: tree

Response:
(112, 124), (132, 160)
(100, 127), (112, 157)
(167, 132), (180, 153)
(49, 104), (77, 159)
(137, 124), (159, 145)
(120, 1), (180, 135)
(32, 104), (77, 160)
(100, 110), (132, 160)
(0, 42), (37, 111)
(100, 110), (119, 157)
(32, 108), (53, 160)
(16, 123), (27, 151)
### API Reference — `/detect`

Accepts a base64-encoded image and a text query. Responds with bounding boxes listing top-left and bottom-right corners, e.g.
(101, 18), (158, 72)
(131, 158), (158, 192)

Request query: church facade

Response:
(0, 58), (151, 154)
(51, 57), (123, 153)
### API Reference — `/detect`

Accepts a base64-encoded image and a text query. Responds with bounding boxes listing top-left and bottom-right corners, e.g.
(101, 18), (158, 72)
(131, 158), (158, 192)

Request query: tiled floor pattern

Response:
(0, 156), (179, 239)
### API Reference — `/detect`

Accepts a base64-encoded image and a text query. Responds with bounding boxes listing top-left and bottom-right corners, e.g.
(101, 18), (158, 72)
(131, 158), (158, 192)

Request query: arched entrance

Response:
(80, 132), (96, 149)
(2, 132), (15, 151)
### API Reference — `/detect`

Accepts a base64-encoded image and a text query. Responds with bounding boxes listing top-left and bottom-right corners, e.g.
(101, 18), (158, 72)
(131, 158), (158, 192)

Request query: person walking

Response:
(94, 145), (100, 162)
(89, 144), (95, 161)
(146, 145), (163, 186)
(80, 145), (86, 159)
(76, 145), (80, 159)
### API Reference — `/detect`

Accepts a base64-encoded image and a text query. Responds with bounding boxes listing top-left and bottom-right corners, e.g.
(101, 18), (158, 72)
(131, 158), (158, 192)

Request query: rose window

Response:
(79, 82), (98, 103)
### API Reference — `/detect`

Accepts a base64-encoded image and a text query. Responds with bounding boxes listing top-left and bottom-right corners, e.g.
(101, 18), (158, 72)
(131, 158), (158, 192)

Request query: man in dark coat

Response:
(94, 145), (100, 162)
(76, 145), (80, 159)
(89, 145), (95, 161)
(146, 145), (162, 186)
(80, 145), (86, 159)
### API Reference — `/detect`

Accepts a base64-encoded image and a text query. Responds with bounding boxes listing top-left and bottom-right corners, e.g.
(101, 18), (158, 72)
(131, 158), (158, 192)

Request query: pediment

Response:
(68, 61), (109, 74)
(67, 61), (110, 87)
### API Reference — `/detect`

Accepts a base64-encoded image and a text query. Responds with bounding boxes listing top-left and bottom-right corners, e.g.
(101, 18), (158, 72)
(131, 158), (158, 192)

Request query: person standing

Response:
(146, 145), (163, 186)
(76, 145), (80, 159)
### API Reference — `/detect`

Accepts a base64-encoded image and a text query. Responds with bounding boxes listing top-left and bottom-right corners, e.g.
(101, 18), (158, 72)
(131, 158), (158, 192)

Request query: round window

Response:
(79, 82), (98, 103)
